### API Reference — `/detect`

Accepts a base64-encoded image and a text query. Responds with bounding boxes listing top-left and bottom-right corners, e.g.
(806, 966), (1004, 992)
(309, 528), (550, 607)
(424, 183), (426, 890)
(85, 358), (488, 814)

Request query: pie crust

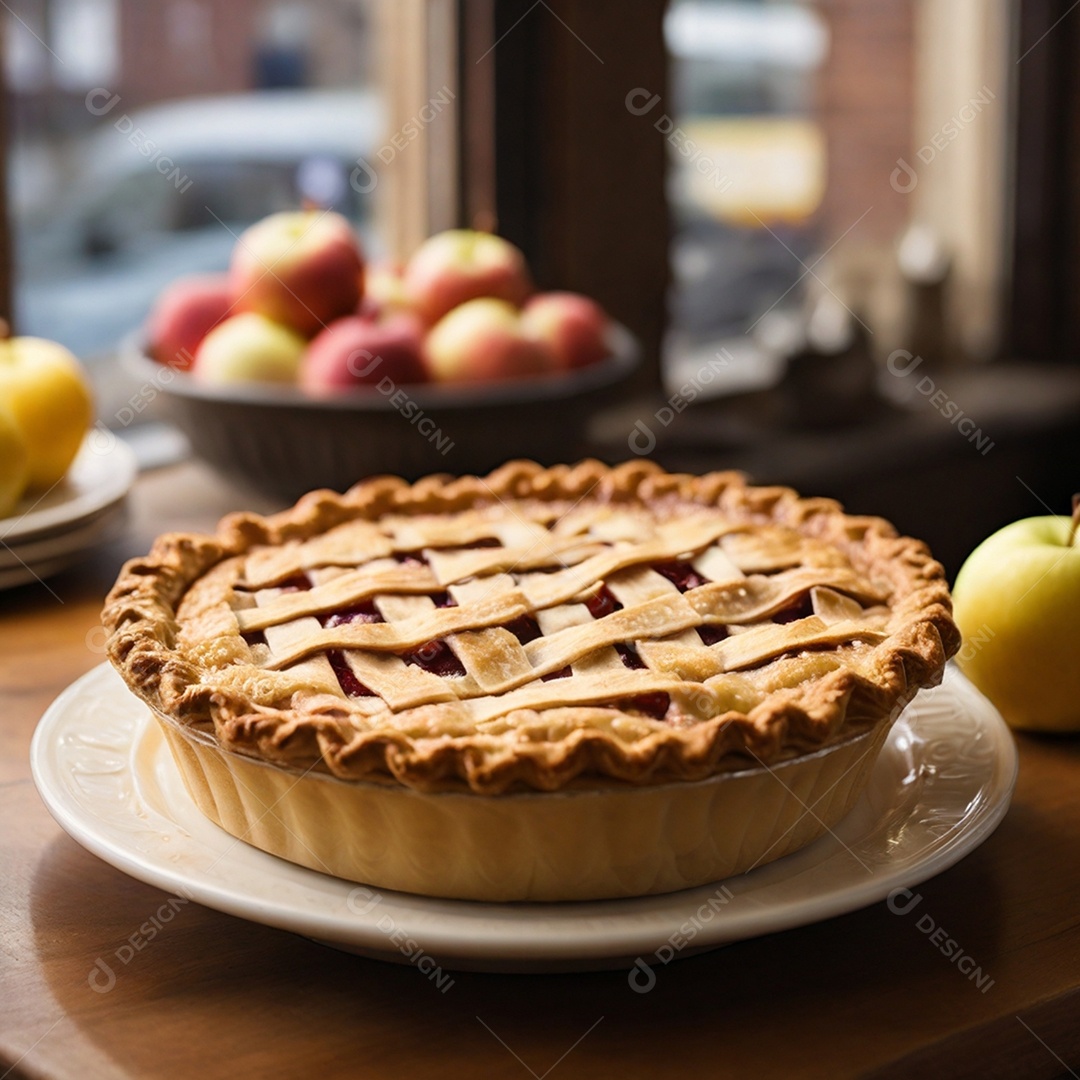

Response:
(104, 460), (959, 900)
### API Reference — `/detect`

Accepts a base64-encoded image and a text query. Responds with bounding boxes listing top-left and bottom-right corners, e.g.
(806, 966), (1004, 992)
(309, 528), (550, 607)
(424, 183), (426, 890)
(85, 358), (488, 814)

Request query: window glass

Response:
(664, 0), (948, 389)
(6, 0), (382, 365)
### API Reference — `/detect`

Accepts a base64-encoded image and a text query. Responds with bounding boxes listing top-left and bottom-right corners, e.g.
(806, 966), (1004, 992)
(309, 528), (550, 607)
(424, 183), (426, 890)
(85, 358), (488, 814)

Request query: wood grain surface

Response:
(1, 461), (1078, 1080)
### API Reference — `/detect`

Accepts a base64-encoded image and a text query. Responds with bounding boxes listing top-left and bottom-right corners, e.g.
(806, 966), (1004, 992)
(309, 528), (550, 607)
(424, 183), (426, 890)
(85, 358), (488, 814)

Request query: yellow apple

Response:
(0, 336), (93, 490)
(952, 499), (1080, 731)
(0, 404), (30, 517)
(193, 313), (306, 385)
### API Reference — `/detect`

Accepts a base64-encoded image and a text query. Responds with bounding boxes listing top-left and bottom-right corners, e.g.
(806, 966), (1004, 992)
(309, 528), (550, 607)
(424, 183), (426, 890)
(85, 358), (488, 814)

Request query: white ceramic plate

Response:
(31, 664), (1017, 974)
(0, 435), (137, 543)
(0, 501), (129, 572)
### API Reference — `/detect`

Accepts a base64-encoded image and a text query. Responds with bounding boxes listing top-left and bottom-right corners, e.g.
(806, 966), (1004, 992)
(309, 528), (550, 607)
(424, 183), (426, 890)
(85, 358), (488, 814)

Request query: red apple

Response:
(404, 230), (533, 325)
(194, 313), (306, 385)
(522, 291), (611, 370)
(423, 298), (555, 383)
(301, 313), (427, 392)
(146, 274), (234, 370)
(231, 210), (364, 338)
(360, 261), (413, 319)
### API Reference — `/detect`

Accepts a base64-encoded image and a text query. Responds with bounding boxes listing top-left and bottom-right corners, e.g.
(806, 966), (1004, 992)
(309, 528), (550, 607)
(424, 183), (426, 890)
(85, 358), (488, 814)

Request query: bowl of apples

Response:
(128, 213), (638, 500)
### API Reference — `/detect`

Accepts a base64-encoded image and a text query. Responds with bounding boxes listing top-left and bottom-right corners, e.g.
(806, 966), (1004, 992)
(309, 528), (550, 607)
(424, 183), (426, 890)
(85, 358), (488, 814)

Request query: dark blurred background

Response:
(3, 0), (1077, 575)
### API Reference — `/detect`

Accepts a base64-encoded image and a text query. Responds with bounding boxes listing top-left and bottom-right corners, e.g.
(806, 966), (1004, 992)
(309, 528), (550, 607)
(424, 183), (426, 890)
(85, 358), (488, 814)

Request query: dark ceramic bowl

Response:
(123, 326), (639, 501)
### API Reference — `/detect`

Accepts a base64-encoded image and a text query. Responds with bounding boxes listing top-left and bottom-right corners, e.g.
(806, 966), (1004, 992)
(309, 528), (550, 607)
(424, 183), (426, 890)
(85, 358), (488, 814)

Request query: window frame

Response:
(0, 0), (1064, 376)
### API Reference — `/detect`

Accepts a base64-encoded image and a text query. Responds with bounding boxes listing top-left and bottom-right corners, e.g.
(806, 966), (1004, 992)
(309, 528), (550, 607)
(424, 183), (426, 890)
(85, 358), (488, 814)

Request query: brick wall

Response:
(816, 0), (916, 246)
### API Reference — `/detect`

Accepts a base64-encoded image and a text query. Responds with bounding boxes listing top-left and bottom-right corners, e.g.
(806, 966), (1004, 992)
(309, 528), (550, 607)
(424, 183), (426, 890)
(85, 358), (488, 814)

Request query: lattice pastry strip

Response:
(639, 583), (889, 682)
(683, 567), (883, 625)
(447, 575), (536, 695)
(424, 537), (606, 587)
(549, 506), (646, 542)
(237, 560), (438, 633)
(340, 650), (461, 710)
(691, 544), (744, 584)
(460, 667), (720, 726)
(248, 562), (890, 725)
(566, 566), (687, 676)
(264, 590), (529, 669)
(338, 593), (477, 710)
(720, 529), (852, 574)
(105, 460), (962, 797)
(244, 520), (394, 588)
(386, 511), (554, 552)
(258, 609), (341, 698)
(237, 494), (895, 728)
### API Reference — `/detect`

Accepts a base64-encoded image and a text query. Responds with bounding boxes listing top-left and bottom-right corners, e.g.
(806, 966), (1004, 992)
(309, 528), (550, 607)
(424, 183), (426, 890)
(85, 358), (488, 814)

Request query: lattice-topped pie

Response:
(104, 461), (959, 901)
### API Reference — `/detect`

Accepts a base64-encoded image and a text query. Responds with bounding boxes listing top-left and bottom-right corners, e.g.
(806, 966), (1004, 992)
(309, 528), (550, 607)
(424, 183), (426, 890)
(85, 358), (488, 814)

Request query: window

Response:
(6, 0), (384, 369)
(663, 0), (1012, 393)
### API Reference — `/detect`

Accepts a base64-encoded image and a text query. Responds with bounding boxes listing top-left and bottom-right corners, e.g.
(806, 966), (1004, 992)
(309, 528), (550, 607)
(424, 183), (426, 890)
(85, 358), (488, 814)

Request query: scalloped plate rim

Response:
(30, 663), (1017, 971)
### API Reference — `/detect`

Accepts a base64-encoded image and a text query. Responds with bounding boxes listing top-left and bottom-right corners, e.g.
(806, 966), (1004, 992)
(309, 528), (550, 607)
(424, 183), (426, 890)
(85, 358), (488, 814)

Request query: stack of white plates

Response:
(0, 435), (138, 590)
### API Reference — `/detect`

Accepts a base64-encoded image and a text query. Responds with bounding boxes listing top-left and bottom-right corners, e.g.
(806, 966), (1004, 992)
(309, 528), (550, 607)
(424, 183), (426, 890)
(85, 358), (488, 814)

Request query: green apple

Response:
(193, 313), (306, 385)
(0, 404), (30, 516)
(0, 334), (93, 490)
(952, 499), (1080, 731)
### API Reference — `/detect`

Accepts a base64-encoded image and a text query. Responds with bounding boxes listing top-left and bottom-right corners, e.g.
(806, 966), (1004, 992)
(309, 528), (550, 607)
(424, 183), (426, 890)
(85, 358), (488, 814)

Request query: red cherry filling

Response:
(503, 615), (542, 645)
(277, 573), (313, 592)
(457, 537), (501, 549)
(652, 560), (709, 592)
(241, 630), (267, 648)
(541, 666), (572, 681)
(698, 624), (728, 646)
(321, 600), (385, 628)
(773, 594), (815, 624)
(430, 591), (458, 608)
(394, 551), (428, 566)
(327, 649), (375, 697)
(614, 643), (646, 669)
(585, 584), (622, 620)
(402, 639), (466, 677)
(617, 692), (671, 721)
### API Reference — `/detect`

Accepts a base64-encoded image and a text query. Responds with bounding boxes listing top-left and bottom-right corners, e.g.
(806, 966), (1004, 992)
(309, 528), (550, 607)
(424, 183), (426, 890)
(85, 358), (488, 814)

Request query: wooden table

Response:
(2, 461), (1079, 1080)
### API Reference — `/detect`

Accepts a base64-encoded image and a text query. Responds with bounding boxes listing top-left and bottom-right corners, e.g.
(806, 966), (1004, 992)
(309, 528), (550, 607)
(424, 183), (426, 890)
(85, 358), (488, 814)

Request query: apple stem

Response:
(1071, 494), (1080, 547)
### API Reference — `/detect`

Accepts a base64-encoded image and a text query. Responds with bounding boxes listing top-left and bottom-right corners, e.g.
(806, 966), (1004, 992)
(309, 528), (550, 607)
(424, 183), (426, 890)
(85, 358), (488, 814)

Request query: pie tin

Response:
(150, 706), (891, 902)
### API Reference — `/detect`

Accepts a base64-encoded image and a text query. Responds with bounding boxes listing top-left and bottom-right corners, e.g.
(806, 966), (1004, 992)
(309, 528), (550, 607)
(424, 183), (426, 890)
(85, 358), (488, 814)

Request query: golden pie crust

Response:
(104, 460), (959, 900)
